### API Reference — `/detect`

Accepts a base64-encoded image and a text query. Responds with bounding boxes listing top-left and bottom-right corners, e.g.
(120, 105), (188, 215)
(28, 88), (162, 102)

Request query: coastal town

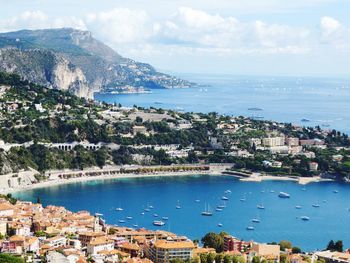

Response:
(0, 195), (349, 263)
(0, 72), (349, 193)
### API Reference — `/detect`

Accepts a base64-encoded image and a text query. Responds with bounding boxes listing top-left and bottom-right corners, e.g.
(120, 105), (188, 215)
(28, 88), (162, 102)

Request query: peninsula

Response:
(0, 71), (349, 193)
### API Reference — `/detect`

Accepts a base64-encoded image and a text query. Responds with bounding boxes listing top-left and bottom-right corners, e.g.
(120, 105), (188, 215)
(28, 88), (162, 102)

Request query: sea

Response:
(95, 74), (350, 134)
(13, 74), (350, 251)
(13, 176), (350, 251)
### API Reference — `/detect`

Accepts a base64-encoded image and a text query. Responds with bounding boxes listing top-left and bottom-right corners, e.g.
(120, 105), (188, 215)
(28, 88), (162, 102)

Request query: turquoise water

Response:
(95, 74), (350, 134)
(14, 175), (350, 251)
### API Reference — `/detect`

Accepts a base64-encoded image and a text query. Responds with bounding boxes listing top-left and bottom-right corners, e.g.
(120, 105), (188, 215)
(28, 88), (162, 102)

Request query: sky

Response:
(0, 0), (349, 77)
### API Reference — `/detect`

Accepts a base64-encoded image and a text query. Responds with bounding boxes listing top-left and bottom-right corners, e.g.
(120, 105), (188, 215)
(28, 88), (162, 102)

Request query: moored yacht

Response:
(202, 203), (213, 216)
(257, 204), (265, 209)
(278, 192), (290, 198)
(153, 220), (165, 226)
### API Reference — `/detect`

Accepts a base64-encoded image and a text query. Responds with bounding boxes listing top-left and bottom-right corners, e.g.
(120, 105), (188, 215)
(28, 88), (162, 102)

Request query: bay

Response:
(13, 175), (350, 251)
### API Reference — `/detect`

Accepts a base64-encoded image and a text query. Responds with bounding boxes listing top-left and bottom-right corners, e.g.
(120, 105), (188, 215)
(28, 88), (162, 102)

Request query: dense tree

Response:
(201, 232), (227, 253)
(292, 247), (302, 253)
(279, 240), (292, 251)
(0, 253), (24, 263)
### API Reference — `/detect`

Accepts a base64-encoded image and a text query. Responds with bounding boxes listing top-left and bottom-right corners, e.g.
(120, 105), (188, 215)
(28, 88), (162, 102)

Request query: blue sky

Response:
(0, 0), (349, 77)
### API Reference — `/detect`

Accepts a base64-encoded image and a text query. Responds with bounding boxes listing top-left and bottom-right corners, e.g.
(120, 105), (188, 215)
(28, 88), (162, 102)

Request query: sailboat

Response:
(201, 203), (213, 216)
(176, 200), (181, 209)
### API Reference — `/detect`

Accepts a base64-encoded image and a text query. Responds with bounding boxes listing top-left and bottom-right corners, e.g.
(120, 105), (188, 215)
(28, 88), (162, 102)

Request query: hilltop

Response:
(0, 28), (193, 99)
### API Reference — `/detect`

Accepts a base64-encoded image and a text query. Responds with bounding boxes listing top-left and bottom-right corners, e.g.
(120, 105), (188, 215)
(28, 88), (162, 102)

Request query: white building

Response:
(87, 237), (114, 255)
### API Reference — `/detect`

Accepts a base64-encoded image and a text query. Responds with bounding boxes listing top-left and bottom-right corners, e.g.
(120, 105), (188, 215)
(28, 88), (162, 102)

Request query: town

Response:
(0, 195), (348, 263)
(0, 72), (349, 193)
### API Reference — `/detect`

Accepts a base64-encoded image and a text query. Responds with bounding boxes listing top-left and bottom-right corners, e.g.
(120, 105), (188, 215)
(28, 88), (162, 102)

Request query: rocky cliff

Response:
(0, 28), (193, 99)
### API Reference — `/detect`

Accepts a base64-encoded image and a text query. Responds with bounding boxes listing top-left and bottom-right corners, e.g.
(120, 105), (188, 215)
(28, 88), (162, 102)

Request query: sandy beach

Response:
(1, 164), (336, 195)
(2, 164), (229, 194)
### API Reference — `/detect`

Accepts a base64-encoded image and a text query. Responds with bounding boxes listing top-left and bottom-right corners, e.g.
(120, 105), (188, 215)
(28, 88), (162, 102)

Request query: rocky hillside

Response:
(0, 28), (193, 99)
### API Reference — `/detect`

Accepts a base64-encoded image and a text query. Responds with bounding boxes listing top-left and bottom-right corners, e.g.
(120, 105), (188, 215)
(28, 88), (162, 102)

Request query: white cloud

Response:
(319, 16), (350, 49)
(0, 10), (86, 32)
(0, 8), (349, 59)
(153, 7), (310, 55)
(84, 8), (151, 45)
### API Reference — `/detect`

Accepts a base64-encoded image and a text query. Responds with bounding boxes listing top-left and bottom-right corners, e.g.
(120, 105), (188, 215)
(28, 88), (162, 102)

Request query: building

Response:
(0, 220), (7, 235)
(0, 202), (14, 217)
(262, 137), (285, 147)
(250, 243), (280, 263)
(315, 250), (350, 263)
(119, 242), (141, 257)
(148, 240), (195, 263)
(286, 138), (299, 147)
(79, 232), (106, 247)
(44, 235), (67, 248)
(223, 235), (250, 252)
(133, 126), (148, 135)
(309, 162), (319, 171)
(87, 237), (114, 255)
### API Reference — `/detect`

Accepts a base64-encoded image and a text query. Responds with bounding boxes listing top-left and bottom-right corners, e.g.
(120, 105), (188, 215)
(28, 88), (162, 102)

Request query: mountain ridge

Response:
(0, 28), (193, 99)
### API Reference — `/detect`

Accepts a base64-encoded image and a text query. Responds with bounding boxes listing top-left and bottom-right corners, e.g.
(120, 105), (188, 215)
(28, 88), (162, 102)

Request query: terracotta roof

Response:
(154, 240), (195, 250)
(120, 242), (140, 251)
(0, 203), (14, 211)
(79, 231), (105, 237)
(89, 237), (114, 246)
(9, 235), (25, 242)
(98, 249), (130, 257)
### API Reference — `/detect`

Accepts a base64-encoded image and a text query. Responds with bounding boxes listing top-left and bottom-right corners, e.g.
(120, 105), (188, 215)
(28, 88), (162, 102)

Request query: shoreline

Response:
(2, 166), (337, 195)
(2, 165), (228, 194)
(223, 172), (335, 185)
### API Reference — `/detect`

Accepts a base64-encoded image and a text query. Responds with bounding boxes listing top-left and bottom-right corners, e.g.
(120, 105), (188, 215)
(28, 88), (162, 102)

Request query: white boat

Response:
(195, 199), (200, 203)
(270, 190), (275, 193)
(295, 205), (302, 209)
(162, 217), (169, 220)
(252, 218), (260, 223)
(176, 200), (181, 209)
(201, 203), (213, 216)
(333, 190), (339, 193)
(217, 201), (226, 209)
(278, 192), (290, 198)
(144, 208), (150, 212)
(141, 212), (145, 215)
(216, 208), (223, 212)
(257, 204), (265, 209)
(118, 219), (126, 223)
(149, 205), (154, 209)
(246, 226), (254, 230)
(126, 216), (133, 220)
(153, 220), (165, 226)
(221, 196), (229, 201)
(225, 190), (232, 194)
(116, 207), (123, 211)
(133, 224), (139, 228)
(301, 216), (310, 221)
(240, 198), (246, 202)
(312, 203), (320, 208)
(218, 223), (223, 227)
(153, 214), (158, 217)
